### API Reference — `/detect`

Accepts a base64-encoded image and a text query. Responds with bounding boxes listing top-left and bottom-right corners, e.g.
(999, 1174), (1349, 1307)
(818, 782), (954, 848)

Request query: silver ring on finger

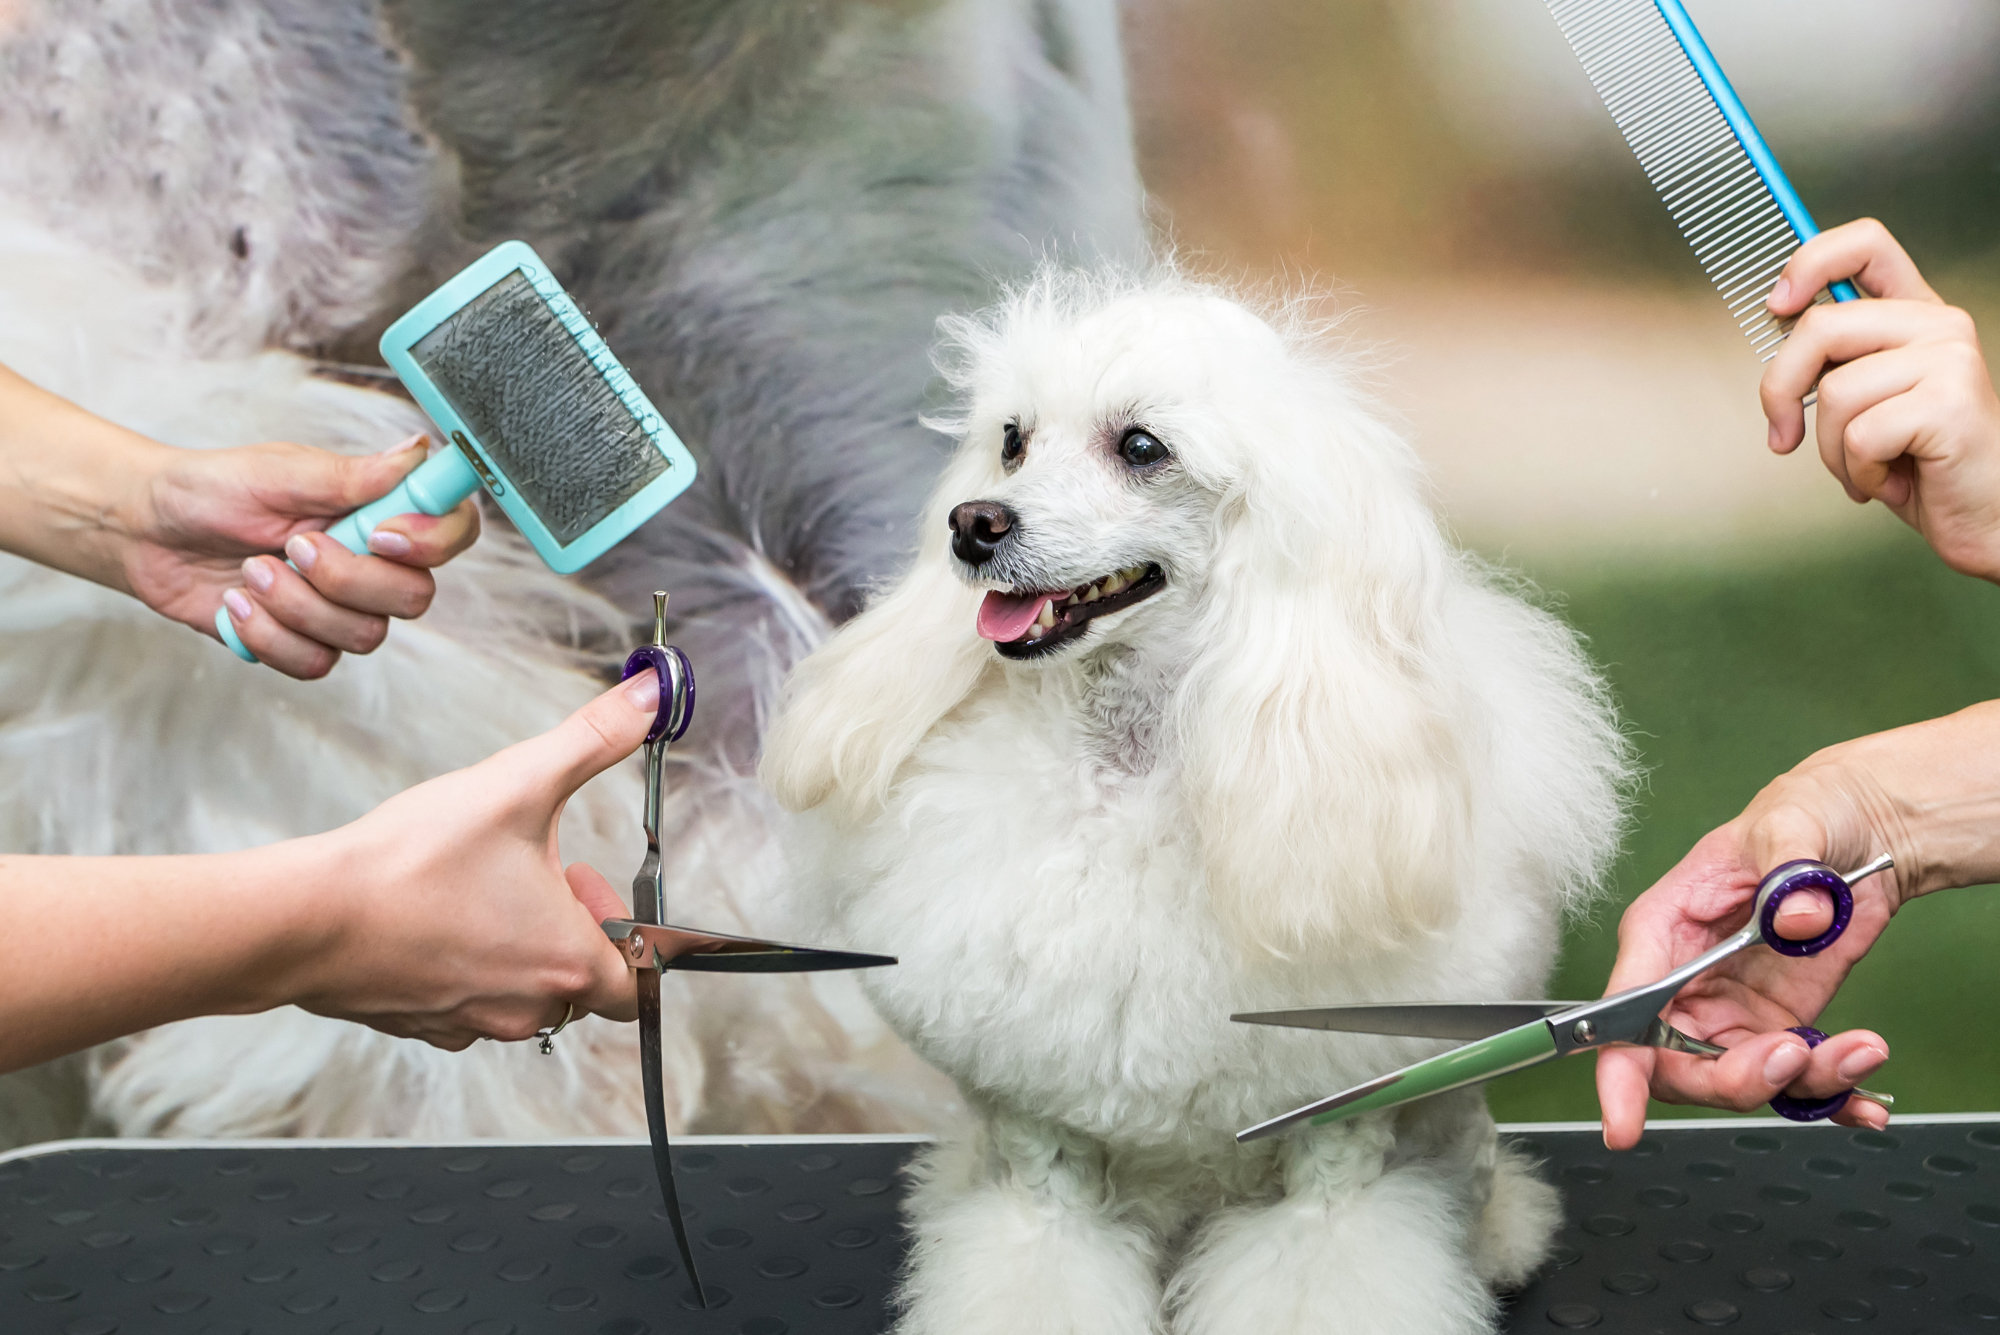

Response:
(535, 1002), (576, 1055)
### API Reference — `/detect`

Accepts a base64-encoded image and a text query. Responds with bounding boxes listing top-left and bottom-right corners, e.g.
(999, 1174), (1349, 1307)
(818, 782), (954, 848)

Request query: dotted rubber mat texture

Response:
(1507, 1119), (2000, 1333)
(0, 1121), (1994, 1333)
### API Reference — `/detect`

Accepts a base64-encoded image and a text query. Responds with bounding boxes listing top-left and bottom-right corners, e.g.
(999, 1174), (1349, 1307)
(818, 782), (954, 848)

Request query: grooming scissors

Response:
(602, 592), (895, 1306)
(1235, 856), (1894, 1143)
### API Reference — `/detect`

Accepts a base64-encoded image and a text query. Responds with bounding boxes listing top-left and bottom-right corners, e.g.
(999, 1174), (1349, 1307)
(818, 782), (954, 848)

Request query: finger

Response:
(368, 497), (481, 569)
(566, 861), (630, 922)
(261, 433), (431, 519)
(1770, 886), (1837, 941)
(1835, 1094), (1892, 1131)
(240, 554), (391, 654)
(1782, 1029), (1890, 1100)
(1650, 1030), (1813, 1113)
(1603, 886), (1696, 996)
(217, 587), (340, 680)
(1760, 300), (1970, 458)
(1813, 347), (1928, 504)
(567, 864), (640, 1022)
(1766, 219), (1939, 316)
(1595, 1046), (1656, 1151)
(495, 669), (660, 802)
(285, 532), (438, 620)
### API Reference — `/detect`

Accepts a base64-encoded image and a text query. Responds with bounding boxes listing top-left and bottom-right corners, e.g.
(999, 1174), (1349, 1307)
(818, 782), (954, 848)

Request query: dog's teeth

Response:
(1100, 572), (1126, 596)
(1061, 593), (1080, 608)
(1084, 584), (1102, 603)
(1036, 602), (1057, 629)
(1123, 564), (1146, 582)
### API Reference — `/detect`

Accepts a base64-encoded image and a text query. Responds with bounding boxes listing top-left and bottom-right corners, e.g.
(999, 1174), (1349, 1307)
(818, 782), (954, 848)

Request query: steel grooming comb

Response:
(1541, 0), (1858, 360)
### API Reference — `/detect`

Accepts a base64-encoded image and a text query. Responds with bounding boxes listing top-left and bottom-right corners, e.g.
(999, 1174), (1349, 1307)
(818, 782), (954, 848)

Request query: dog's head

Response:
(765, 267), (1475, 956)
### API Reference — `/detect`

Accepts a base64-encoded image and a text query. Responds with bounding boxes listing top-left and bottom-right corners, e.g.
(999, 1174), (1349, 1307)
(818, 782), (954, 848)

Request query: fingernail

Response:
(379, 431), (427, 455)
(1769, 277), (1791, 308)
(285, 535), (318, 571)
(623, 667), (659, 713)
(1838, 1045), (1888, 1082)
(222, 588), (254, 622)
(1767, 422), (1782, 452)
(367, 529), (413, 557)
(1763, 1040), (1810, 1087)
(241, 557), (274, 593)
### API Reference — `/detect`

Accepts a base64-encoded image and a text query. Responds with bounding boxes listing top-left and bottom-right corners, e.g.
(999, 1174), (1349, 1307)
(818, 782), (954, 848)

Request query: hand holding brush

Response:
(0, 359), (479, 679)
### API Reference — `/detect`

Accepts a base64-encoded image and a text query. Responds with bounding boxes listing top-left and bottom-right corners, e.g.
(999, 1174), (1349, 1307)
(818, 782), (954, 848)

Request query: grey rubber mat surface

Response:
(1, 1121), (1995, 1332)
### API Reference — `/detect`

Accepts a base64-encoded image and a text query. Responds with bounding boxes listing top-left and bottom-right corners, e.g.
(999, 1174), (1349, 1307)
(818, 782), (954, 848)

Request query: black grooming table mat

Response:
(1, 1121), (1995, 1333)
(1505, 1118), (2000, 1332)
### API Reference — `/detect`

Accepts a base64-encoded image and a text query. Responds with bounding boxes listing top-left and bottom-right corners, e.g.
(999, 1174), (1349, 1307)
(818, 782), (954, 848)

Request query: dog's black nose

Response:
(949, 500), (1015, 566)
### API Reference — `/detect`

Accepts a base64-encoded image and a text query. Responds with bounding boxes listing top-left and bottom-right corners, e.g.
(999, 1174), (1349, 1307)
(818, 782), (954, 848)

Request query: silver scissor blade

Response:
(1232, 1002), (1588, 1041)
(603, 919), (896, 974)
(630, 843), (662, 926)
(637, 964), (705, 1307)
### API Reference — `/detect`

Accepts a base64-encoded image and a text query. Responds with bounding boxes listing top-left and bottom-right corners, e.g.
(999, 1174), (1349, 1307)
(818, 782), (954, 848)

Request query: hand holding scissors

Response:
(1234, 855), (1894, 1144)
(1594, 819), (1899, 1148)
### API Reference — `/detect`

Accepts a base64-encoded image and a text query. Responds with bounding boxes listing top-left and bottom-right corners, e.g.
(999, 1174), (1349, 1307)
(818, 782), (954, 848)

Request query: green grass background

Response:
(1482, 522), (2000, 1125)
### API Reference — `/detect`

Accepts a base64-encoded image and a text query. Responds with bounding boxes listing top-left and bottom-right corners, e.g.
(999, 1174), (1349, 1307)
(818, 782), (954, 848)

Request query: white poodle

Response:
(762, 268), (1633, 1334)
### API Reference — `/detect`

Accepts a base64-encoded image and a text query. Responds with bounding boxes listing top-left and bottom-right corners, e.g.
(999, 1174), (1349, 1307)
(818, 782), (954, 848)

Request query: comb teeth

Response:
(1543, 0), (1825, 360)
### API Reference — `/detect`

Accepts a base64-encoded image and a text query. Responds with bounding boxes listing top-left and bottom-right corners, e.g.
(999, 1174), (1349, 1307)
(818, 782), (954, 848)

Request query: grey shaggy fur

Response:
(0, 0), (1144, 1141)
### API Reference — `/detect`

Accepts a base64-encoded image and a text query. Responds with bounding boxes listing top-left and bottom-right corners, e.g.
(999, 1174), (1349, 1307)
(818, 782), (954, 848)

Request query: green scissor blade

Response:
(1236, 1018), (1559, 1142)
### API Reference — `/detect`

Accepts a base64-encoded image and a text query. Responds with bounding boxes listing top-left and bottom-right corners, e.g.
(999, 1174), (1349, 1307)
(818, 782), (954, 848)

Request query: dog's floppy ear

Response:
(1174, 396), (1473, 959)
(761, 466), (993, 819)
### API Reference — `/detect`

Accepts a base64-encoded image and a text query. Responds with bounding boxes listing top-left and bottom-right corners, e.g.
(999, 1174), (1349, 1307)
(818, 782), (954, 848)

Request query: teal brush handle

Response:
(215, 448), (481, 663)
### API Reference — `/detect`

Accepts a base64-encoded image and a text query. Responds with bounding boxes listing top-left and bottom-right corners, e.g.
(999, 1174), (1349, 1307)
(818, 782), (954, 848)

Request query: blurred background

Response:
(1120, 0), (2000, 1122)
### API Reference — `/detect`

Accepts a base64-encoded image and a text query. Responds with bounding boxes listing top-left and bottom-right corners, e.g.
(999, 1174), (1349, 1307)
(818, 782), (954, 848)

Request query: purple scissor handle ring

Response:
(621, 643), (694, 743)
(1754, 859), (1852, 957)
(1768, 1026), (1852, 1122)
(1746, 860), (1889, 1120)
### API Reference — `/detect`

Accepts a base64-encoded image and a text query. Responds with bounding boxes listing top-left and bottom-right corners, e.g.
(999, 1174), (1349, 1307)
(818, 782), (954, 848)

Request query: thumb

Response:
(499, 669), (659, 804)
(289, 433), (431, 516)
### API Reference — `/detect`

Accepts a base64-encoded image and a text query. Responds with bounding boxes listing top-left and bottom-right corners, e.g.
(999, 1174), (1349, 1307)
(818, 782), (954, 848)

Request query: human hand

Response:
(1594, 764), (1904, 1150)
(127, 435), (481, 678)
(1763, 218), (2000, 581)
(283, 670), (659, 1049)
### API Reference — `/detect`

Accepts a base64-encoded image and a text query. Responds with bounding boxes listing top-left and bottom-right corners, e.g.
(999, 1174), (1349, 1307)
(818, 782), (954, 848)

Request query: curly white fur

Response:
(762, 267), (1633, 1334)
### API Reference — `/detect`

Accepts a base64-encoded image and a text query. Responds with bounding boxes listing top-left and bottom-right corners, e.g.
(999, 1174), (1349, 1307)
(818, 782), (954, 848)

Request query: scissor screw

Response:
(1572, 1019), (1597, 1045)
(627, 936), (648, 963)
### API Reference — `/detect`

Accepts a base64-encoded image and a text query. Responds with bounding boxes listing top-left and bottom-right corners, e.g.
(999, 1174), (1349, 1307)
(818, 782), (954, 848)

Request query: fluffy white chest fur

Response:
(810, 670), (1567, 1150)
(764, 269), (1632, 1334)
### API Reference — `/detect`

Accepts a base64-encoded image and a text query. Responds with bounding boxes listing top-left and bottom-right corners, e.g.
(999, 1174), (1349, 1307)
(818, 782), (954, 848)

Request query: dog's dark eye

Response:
(1118, 428), (1169, 468)
(1001, 421), (1025, 464)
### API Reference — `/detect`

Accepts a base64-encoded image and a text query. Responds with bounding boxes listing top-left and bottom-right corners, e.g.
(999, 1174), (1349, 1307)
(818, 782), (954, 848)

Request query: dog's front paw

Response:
(894, 1135), (1164, 1335)
(1167, 1168), (1497, 1335)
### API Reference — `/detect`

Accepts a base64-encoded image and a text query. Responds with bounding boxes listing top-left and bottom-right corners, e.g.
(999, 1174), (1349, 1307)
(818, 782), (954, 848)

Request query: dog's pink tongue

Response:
(977, 590), (1051, 642)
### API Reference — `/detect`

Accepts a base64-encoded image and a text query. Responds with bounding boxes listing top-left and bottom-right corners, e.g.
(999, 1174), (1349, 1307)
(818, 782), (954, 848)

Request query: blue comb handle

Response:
(1653, 0), (1859, 303)
(214, 448), (481, 663)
